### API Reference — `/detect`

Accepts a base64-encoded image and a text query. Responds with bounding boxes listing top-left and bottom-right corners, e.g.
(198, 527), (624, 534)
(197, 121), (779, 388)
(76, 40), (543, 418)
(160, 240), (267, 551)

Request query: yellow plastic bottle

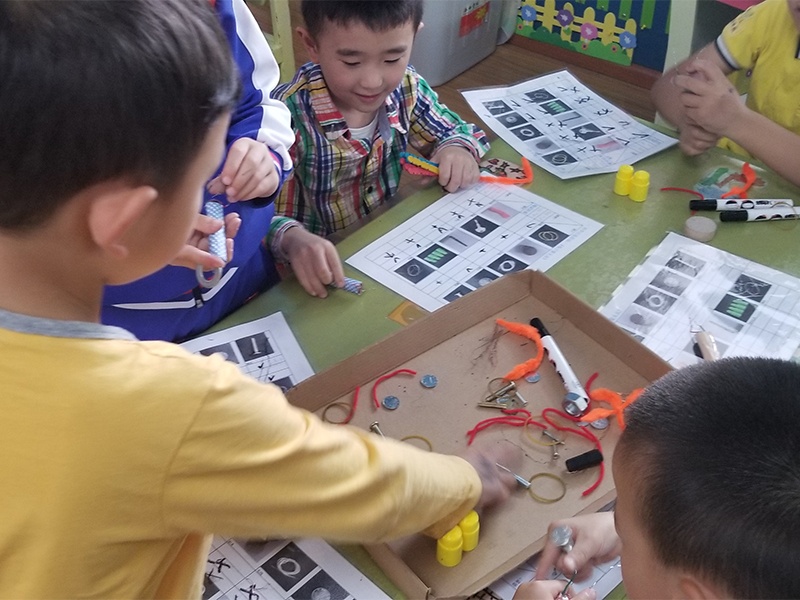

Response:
(458, 510), (480, 552)
(629, 170), (650, 202)
(436, 525), (464, 567)
(613, 164), (634, 196)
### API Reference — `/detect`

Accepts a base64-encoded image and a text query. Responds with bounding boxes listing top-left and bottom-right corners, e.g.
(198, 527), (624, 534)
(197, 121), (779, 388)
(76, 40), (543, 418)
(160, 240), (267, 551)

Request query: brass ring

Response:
(523, 418), (561, 447)
(322, 402), (352, 424)
(527, 472), (567, 503)
(400, 435), (433, 452)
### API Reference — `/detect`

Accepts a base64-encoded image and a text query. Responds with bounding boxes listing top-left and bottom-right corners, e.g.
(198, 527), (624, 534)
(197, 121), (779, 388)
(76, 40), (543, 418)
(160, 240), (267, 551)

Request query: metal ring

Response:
(321, 402), (352, 424)
(523, 418), (561, 447)
(195, 265), (222, 288)
(487, 377), (512, 394)
(527, 472), (567, 503)
(400, 435), (433, 452)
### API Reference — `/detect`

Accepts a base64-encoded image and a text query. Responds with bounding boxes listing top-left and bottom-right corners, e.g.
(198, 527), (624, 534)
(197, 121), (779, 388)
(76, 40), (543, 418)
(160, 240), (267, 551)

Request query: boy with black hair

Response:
(267, 0), (490, 298)
(0, 1), (516, 596)
(514, 357), (800, 599)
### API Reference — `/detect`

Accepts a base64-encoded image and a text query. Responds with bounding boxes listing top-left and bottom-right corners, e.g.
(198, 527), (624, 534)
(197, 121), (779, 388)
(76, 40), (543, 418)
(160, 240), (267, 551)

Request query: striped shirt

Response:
(268, 62), (488, 253)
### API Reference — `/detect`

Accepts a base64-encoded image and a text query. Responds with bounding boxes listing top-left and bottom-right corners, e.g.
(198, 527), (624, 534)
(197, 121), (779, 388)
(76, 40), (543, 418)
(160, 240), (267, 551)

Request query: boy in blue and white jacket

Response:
(102, 0), (293, 342)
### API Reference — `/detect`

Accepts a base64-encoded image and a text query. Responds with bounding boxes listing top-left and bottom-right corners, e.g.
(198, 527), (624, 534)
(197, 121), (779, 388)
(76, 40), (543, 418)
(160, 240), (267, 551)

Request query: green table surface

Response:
(208, 139), (800, 373)
(203, 138), (800, 599)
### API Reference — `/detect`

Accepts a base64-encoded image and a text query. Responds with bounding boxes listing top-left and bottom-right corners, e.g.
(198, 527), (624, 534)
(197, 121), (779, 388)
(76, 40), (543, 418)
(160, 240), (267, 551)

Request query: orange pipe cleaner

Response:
(495, 319), (545, 381)
(580, 387), (644, 430)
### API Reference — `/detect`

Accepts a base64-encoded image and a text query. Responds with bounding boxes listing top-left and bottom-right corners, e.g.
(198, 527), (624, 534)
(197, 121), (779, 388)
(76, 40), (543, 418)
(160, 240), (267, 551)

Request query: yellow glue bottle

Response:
(613, 164), (634, 196)
(436, 525), (463, 567)
(458, 510), (480, 552)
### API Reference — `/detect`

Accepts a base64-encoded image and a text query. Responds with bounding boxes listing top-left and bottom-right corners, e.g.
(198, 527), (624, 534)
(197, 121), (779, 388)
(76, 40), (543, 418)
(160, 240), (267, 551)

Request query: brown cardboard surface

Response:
(287, 271), (670, 599)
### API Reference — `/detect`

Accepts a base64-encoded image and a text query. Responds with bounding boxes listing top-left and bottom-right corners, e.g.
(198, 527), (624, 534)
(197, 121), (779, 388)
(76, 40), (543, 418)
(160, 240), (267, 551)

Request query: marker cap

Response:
(719, 210), (748, 222)
(689, 200), (717, 211)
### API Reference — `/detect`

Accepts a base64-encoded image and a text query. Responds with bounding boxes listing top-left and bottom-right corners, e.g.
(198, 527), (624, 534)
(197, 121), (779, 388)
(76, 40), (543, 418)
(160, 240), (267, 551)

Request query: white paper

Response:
(181, 312), (314, 392)
(600, 233), (800, 367)
(346, 183), (602, 312)
(203, 537), (391, 600)
(469, 556), (622, 600)
(462, 70), (677, 179)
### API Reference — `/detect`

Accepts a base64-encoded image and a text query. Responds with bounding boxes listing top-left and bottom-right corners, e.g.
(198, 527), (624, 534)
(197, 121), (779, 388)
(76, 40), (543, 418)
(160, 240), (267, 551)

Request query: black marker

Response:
(690, 198), (793, 211)
(530, 318), (589, 416)
(719, 207), (800, 222)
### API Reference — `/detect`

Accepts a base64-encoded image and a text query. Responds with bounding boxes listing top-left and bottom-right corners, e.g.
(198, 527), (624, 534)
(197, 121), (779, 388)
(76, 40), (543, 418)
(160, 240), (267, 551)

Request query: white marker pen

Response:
(719, 207), (800, 222)
(530, 318), (589, 416)
(690, 198), (794, 211)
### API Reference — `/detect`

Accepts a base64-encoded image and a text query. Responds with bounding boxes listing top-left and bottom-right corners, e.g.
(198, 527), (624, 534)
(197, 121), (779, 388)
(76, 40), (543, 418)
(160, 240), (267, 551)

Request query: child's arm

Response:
(676, 59), (800, 188)
(651, 43), (729, 156)
(207, 0), (294, 202)
(279, 225), (345, 298)
(408, 73), (489, 192)
(162, 361), (518, 542)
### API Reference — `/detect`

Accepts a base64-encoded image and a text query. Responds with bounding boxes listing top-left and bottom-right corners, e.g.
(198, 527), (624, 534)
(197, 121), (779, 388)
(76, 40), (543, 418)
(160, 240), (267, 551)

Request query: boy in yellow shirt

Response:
(651, 0), (800, 187)
(0, 1), (515, 597)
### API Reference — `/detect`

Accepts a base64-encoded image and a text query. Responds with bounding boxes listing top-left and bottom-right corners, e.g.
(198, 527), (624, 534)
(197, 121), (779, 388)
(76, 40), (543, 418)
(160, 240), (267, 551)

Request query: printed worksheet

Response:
(181, 312), (313, 392)
(469, 556), (622, 600)
(462, 70), (676, 179)
(346, 183), (602, 312)
(203, 537), (391, 600)
(600, 233), (800, 367)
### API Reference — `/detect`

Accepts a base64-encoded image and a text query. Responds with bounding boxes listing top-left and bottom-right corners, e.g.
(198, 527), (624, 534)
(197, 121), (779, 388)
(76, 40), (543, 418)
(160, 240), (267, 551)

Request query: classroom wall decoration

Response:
(516, 0), (671, 71)
(347, 183), (602, 312)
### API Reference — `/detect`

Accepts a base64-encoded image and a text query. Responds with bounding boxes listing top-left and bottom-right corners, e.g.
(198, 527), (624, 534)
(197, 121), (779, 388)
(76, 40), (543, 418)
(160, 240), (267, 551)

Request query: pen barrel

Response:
(530, 318), (589, 415)
(720, 207), (799, 222)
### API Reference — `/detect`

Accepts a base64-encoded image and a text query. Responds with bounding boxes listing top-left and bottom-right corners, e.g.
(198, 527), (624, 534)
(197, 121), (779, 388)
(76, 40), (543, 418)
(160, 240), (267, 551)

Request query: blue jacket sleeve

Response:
(214, 0), (295, 200)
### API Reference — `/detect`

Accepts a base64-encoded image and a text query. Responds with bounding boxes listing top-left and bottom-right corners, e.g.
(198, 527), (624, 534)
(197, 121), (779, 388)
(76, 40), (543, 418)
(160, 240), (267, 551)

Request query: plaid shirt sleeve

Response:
(406, 71), (490, 160)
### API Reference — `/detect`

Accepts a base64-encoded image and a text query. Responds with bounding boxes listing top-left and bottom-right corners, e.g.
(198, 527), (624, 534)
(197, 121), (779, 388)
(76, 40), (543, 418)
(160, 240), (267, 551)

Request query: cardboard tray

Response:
(287, 271), (670, 599)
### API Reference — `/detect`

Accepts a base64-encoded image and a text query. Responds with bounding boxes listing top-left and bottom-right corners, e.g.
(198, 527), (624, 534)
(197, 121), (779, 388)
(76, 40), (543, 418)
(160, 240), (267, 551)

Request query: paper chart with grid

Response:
(203, 537), (390, 600)
(180, 312), (313, 393)
(347, 183), (602, 312)
(462, 70), (677, 179)
(599, 233), (800, 367)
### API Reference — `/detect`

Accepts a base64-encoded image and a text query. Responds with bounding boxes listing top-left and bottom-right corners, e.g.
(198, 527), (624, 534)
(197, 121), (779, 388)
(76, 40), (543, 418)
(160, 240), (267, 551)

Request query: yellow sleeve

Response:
(718, 0), (783, 70)
(162, 357), (481, 542)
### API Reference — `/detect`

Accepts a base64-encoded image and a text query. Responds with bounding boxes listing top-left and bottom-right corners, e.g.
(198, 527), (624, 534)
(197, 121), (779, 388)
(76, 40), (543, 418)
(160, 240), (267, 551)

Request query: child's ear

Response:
(88, 185), (158, 259)
(297, 27), (320, 62)
(678, 574), (722, 599)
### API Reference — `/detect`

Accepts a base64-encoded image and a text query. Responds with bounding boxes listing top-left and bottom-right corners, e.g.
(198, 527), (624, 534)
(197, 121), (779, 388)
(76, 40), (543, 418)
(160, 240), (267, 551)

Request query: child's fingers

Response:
(219, 140), (250, 187)
(513, 579), (572, 600)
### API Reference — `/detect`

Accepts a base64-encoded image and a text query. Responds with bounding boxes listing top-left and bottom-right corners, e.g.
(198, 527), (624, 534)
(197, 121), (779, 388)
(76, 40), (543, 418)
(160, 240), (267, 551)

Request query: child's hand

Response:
(170, 211), (241, 270)
(433, 146), (480, 193)
(207, 138), (280, 202)
(534, 513), (621, 585)
(513, 579), (596, 600)
(461, 442), (520, 510)
(678, 122), (720, 156)
(282, 226), (345, 298)
(674, 59), (745, 138)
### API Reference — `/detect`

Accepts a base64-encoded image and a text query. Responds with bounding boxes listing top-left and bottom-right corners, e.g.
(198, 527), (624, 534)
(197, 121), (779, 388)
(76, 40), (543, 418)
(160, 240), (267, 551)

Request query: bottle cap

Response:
(684, 215), (718, 240)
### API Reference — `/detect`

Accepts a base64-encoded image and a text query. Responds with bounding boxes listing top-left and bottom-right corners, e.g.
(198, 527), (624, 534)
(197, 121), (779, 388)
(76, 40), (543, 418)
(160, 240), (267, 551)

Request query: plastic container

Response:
(410, 0), (506, 86)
